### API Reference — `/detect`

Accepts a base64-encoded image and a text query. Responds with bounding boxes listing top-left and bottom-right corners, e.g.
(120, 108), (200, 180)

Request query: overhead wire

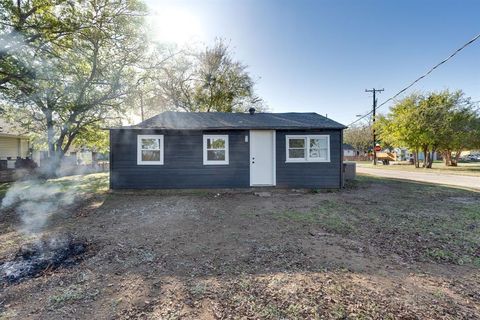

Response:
(347, 32), (480, 127)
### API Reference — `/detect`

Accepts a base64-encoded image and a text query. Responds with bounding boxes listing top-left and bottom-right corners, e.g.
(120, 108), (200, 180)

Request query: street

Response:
(357, 166), (480, 190)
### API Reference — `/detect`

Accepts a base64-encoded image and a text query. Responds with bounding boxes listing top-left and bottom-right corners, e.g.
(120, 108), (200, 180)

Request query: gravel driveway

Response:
(357, 166), (480, 190)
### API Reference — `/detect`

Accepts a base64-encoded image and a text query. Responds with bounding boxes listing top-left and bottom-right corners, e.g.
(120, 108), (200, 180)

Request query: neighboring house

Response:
(391, 147), (408, 161)
(109, 109), (346, 189)
(0, 119), (30, 168)
(342, 144), (371, 161)
(343, 144), (355, 157)
(418, 151), (438, 161)
(389, 147), (438, 162)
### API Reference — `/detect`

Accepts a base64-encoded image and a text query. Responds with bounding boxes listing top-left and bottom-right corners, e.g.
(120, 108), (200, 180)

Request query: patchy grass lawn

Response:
(0, 173), (109, 202)
(38, 172), (109, 195)
(0, 173), (479, 319)
(356, 160), (480, 176)
(275, 175), (480, 266)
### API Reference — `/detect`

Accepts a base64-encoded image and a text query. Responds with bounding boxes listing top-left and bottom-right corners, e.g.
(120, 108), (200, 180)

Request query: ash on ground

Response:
(1, 234), (88, 285)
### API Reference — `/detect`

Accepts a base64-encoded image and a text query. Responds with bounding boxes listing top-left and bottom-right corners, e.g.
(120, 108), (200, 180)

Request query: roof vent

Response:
(248, 107), (256, 115)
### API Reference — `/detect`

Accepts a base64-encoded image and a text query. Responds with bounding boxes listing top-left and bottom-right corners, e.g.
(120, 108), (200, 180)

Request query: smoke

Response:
(1, 179), (77, 234)
(0, 151), (108, 235)
(0, 167), (104, 282)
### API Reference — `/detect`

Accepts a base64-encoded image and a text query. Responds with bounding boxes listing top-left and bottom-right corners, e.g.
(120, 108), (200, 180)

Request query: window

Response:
(137, 135), (164, 165)
(286, 135), (330, 162)
(203, 135), (229, 165)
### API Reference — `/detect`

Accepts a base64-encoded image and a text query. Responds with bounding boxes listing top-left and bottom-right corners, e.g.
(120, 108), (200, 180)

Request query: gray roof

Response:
(122, 111), (346, 130)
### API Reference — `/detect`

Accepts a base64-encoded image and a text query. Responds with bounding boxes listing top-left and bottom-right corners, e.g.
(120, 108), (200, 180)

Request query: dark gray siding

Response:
(110, 129), (249, 189)
(110, 128), (343, 189)
(275, 130), (342, 188)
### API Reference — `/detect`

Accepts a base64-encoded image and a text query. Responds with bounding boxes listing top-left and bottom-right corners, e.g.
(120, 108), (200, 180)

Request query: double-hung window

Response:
(203, 135), (229, 165)
(137, 135), (164, 165)
(286, 135), (330, 162)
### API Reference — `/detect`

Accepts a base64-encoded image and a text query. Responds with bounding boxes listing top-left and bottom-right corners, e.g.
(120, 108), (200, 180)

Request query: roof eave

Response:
(0, 133), (29, 139)
(109, 126), (346, 130)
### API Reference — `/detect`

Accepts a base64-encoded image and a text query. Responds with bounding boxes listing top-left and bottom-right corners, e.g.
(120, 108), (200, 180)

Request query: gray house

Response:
(109, 110), (346, 189)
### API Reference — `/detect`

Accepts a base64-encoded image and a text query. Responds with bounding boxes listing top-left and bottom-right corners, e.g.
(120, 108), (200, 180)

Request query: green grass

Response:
(356, 161), (480, 177)
(52, 172), (109, 194)
(425, 248), (457, 263)
(0, 173), (109, 209)
(2, 172), (108, 195)
(275, 175), (480, 266)
(276, 200), (356, 235)
(314, 201), (356, 234)
(48, 285), (99, 306)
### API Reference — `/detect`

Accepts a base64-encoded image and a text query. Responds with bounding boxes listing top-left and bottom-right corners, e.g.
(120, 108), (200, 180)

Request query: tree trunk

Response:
(44, 121), (75, 177)
(443, 150), (453, 166)
(422, 146), (428, 168)
(450, 150), (462, 167)
(46, 110), (55, 157)
(42, 111), (62, 177)
(426, 149), (434, 168)
(424, 151), (432, 169)
(62, 133), (77, 157)
(414, 150), (419, 168)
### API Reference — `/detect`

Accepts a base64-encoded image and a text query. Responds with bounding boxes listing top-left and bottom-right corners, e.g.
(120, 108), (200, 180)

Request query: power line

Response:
(348, 32), (480, 127)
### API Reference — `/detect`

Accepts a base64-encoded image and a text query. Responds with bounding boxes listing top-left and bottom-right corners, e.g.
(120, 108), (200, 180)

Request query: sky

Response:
(143, 0), (480, 125)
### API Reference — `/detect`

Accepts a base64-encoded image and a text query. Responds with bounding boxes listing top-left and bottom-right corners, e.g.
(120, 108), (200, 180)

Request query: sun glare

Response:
(148, 6), (204, 45)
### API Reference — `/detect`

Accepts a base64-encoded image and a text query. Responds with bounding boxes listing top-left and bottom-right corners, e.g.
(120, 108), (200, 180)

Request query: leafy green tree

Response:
(376, 94), (424, 167)
(0, 0), (146, 173)
(437, 100), (480, 166)
(376, 90), (480, 168)
(73, 124), (109, 154)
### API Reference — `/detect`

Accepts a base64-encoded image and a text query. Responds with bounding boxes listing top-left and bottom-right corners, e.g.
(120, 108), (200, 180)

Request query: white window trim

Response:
(137, 135), (164, 165)
(285, 135), (330, 163)
(203, 134), (229, 165)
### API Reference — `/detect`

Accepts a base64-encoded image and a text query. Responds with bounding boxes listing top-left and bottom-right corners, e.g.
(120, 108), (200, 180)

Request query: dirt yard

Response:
(0, 173), (479, 319)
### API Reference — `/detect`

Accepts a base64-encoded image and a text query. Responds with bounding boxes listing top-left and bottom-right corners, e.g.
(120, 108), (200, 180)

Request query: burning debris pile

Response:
(0, 175), (98, 286)
(1, 235), (88, 285)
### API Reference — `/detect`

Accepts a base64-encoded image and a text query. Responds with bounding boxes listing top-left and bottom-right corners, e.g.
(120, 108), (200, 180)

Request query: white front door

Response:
(250, 130), (276, 186)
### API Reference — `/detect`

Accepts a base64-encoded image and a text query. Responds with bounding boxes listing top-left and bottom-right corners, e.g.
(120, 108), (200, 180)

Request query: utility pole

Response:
(365, 88), (384, 165)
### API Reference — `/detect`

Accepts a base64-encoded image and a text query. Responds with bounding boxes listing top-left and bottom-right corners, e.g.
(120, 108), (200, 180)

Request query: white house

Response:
(0, 119), (30, 168)
(343, 144), (356, 157)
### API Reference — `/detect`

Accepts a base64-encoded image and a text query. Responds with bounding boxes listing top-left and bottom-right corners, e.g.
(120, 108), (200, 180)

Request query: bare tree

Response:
(344, 122), (372, 155)
(138, 39), (266, 115)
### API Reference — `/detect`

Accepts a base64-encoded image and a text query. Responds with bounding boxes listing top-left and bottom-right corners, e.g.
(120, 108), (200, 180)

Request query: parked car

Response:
(460, 154), (480, 162)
